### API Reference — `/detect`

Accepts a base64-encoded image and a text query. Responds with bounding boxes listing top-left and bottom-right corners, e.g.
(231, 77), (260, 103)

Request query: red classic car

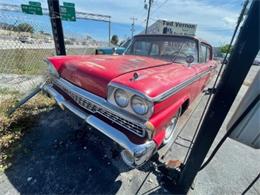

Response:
(43, 34), (216, 167)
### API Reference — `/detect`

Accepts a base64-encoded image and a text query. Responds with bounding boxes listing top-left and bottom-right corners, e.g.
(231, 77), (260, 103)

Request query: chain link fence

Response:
(0, 9), (56, 115)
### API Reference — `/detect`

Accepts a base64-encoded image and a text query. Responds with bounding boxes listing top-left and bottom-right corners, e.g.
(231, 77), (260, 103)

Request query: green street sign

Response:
(21, 4), (43, 15)
(29, 1), (41, 7)
(60, 4), (76, 21)
(63, 2), (75, 7)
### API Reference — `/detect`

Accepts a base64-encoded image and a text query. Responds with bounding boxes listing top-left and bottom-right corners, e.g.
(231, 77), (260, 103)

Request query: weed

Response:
(0, 93), (55, 172)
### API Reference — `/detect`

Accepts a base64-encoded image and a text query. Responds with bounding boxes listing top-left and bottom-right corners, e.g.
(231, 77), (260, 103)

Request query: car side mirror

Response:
(186, 55), (194, 67)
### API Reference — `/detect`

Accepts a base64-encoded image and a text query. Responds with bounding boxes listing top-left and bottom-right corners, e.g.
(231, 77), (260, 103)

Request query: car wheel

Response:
(163, 109), (181, 145)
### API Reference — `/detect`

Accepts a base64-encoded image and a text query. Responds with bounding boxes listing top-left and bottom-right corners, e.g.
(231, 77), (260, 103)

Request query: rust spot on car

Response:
(129, 58), (145, 63)
(165, 160), (182, 169)
(79, 61), (106, 70)
(98, 55), (119, 59)
(93, 58), (106, 61)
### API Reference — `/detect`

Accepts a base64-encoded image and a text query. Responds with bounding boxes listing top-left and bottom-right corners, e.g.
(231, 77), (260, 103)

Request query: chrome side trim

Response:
(109, 69), (211, 103)
(152, 69), (211, 102)
(43, 85), (157, 167)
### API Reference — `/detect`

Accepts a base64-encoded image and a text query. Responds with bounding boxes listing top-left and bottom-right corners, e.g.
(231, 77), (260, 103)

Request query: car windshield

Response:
(125, 36), (198, 63)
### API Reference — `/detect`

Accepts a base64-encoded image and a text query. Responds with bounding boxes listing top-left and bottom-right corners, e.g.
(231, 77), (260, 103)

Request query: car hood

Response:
(48, 55), (170, 97)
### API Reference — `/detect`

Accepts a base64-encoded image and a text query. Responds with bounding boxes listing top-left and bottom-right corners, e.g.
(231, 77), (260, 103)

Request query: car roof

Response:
(134, 34), (211, 46)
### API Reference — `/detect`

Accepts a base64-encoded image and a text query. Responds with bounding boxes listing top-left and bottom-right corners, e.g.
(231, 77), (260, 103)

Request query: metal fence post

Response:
(47, 0), (66, 55)
(175, 0), (260, 193)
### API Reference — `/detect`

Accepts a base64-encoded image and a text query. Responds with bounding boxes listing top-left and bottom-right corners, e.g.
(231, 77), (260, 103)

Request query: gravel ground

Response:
(0, 66), (259, 194)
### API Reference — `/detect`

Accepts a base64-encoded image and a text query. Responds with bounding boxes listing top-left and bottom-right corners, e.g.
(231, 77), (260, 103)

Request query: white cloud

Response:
(223, 16), (237, 27)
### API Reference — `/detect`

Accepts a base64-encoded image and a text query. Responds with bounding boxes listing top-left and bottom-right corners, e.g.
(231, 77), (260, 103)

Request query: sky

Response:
(0, 0), (246, 46)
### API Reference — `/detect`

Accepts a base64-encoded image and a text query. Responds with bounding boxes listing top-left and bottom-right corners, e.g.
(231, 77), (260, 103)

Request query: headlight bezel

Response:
(108, 83), (154, 119)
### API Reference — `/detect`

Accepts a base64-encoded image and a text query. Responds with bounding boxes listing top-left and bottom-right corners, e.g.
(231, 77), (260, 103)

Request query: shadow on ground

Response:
(3, 108), (131, 194)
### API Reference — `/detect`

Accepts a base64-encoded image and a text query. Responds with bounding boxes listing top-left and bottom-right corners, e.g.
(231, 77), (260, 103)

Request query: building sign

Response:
(21, 1), (43, 15)
(60, 2), (76, 21)
(144, 20), (197, 36)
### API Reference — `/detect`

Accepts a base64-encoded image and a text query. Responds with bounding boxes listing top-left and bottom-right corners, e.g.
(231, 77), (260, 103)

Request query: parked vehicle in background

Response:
(19, 36), (34, 44)
(95, 39), (131, 55)
(43, 34), (217, 167)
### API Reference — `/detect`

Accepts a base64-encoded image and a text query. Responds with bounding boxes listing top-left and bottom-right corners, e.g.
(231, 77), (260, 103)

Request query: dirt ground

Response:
(0, 66), (259, 194)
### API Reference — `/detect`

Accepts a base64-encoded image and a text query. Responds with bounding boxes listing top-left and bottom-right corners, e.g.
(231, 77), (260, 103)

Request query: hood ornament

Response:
(130, 72), (139, 81)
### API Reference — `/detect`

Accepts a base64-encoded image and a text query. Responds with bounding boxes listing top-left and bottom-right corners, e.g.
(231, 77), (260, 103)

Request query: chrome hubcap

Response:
(164, 117), (177, 141)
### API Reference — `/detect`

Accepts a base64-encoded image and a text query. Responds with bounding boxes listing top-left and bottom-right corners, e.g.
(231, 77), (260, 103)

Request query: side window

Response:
(200, 45), (207, 63)
(133, 41), (151, 56)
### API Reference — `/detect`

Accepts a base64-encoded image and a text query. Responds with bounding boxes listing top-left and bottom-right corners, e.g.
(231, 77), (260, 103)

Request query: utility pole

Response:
(145, 0), (153, 34)
(47, 0), (66, 55)
(130, 17), (137, 38)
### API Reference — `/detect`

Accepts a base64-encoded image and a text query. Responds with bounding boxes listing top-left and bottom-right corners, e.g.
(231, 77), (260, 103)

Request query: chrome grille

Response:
(54, 81), (146, 137)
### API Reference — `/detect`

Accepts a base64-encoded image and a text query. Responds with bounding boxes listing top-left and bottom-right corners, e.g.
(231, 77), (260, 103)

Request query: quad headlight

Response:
(108, 84), (154, 119)
(114, 89), (129, 107)
(131, 95), (149, 115)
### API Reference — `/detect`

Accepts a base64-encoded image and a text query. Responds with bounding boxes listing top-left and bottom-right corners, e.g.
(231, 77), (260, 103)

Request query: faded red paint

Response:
(48, 55), (170, 97)
(48, 53), (216, 148)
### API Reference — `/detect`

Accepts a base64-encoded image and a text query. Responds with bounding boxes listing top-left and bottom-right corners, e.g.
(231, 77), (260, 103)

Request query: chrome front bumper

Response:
(43, 84), (156, 167)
